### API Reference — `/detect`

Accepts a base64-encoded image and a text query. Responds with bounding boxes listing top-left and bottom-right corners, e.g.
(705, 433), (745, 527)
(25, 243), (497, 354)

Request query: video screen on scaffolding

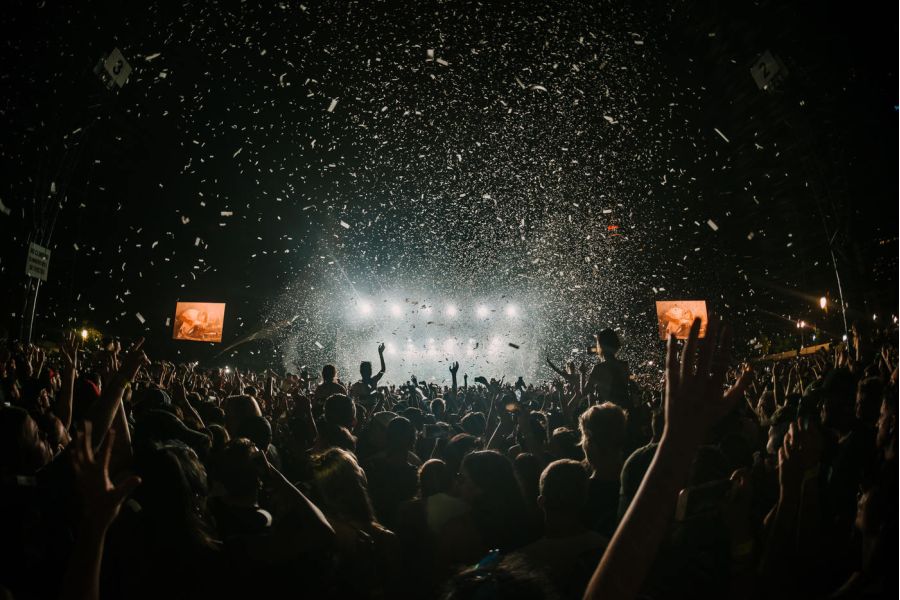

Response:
(172, 302), (226, 343)
(655, 300), (708, 340)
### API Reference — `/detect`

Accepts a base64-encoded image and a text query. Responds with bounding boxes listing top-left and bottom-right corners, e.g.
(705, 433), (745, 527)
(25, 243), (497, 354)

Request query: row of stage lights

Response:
(355, 301), (519, 319)
(377, 336), (510, 357)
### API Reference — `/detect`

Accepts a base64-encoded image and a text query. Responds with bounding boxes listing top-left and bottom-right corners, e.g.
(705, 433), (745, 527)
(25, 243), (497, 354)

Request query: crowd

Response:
(0, 318), (896, 599)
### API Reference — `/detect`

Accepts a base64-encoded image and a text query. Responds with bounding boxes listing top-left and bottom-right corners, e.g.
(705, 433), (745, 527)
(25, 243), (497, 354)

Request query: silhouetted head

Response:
(595, 328), (622, 357)
(324, 394), (356, 429)
(579, 402), (627, 468)
(322, 364), (337, 382)
(360, 360), (373, 379)
(539, 459), (589, 514)
(386, 416), (416, 454)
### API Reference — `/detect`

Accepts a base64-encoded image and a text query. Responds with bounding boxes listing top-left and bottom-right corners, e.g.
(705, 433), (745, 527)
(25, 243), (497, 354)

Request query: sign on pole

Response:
(25, 242), (51, 281)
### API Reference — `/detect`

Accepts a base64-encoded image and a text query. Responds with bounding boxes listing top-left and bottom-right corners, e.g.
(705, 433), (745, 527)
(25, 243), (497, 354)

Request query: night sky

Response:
(1, 0), (896, 376)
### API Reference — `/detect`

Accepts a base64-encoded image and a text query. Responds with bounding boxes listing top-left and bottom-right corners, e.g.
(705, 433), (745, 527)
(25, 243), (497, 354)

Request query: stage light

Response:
(476, 305), (489, 318)
(445, 304), (457, 317)
(505, 305), (518, 317)
(80, 328), (88, 340)
(224, 366), (231, 374)
(390, 304), (402, 317)
(443, 338), (455, 352)
(819, 296), (827, 309)
(385, 342), (397, 355)
(872, 314), (878, 322)
(842, 334), (848, 341)
(359, 301), (373, 316)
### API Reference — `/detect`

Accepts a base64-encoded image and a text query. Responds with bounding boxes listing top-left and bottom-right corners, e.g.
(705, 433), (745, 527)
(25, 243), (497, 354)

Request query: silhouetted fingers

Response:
(680, 318), (702, 382)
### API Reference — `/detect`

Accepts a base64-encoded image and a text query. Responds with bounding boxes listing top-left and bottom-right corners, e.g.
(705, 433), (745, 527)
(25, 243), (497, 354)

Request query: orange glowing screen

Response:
(655, 300), (708, 340)
(172, 302), (226, 343)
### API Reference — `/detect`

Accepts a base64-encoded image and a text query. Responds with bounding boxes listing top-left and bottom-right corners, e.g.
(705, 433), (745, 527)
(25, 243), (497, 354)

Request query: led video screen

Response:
(655, 300), (708, 340)
(173, 302), (226, 342)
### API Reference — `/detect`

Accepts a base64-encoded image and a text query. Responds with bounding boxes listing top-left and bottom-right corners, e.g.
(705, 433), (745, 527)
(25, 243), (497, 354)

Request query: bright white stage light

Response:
(476, 305), (489, 318)
(446, 305), (458, 317)
(505, 305), (518, 317)
(390, 304), (402, 317)
(359, 301), (373, 316)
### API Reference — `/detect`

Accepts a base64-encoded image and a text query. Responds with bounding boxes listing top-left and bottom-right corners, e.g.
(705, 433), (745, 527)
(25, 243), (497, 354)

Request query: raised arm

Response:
(88, 339), (149, 449)
(253, 447), (334, 542)
(375, 342), (386, 379)
(62, 424), (141, 600)
(449, 361), (459, 409)
(57, 332), (80, 431)
(584, 318), (751, 600)
(546, 357), (568, 378)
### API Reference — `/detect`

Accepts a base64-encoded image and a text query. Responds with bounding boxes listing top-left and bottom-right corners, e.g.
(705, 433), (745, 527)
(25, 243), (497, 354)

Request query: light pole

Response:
(797, 320), (806, 347)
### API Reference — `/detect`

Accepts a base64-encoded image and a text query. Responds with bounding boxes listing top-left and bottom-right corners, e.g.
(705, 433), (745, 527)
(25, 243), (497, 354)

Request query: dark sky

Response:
(1, 0), (896, 369)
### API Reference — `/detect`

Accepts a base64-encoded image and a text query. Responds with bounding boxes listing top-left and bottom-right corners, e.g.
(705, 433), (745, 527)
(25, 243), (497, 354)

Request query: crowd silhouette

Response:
(1, 319), (896, 599)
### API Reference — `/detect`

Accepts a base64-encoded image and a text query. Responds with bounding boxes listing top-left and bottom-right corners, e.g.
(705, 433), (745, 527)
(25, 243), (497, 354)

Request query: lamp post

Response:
(797, 320), (806, 347)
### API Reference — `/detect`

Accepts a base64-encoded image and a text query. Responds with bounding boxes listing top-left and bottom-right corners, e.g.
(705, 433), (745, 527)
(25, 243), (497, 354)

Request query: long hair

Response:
(134, 442), (218, 554)
(311, 448), (377, 525)
(461, 450), (530, 552)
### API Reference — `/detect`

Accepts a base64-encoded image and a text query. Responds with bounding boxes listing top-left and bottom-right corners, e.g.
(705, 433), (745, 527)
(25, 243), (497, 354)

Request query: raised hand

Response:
(71, 422), (141, 530)
(61, 331), (81, 371)
(783, 419), (822, 472)
(663, 317), (752, 450)
(449, 361), (459, 375)
(777, 426), (805, 497)
(118, 338), (149, 381)
(378, 342), (386, 355)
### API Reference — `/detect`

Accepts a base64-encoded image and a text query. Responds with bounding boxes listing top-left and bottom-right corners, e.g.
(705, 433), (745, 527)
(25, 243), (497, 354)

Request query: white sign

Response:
(25, 242), (51, 281)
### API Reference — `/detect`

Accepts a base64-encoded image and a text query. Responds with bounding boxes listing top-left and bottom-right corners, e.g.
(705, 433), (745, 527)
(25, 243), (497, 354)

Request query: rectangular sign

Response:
(25, 242), (51, 281)
(656, 300), (708, 340)
(172, 302), (226, 343)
